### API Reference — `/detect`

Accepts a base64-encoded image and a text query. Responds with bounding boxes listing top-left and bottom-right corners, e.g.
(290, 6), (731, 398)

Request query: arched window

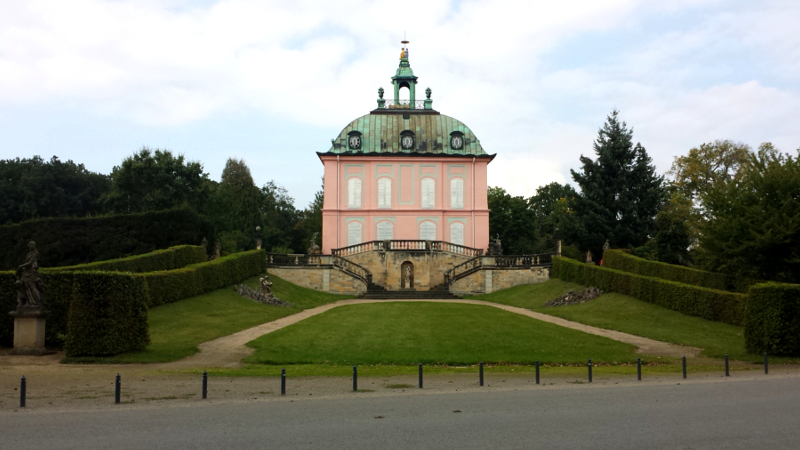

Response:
(377, 221), (393, 240)
(348, 178), (361, 208)
(348, 221), (362, 246)
(421, 178), (435, 208)
(377, 178), (392, 208)
(450, 222), (464, 246)
(450, 178), (464, 209)
(419, 221), (436, 240)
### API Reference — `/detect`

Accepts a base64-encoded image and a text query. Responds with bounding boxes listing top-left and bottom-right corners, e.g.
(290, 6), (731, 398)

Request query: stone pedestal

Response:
(9, 307), (53, 355)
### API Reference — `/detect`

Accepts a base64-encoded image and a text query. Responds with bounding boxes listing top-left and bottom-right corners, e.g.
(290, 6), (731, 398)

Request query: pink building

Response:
(319, 47), (495, 254)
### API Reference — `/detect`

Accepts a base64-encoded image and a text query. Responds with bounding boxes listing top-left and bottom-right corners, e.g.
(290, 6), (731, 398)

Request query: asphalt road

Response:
(2, 376), (799, 450)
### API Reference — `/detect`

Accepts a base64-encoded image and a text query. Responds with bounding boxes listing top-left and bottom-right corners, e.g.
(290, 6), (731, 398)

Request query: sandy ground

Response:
(0, 298), (727, 413)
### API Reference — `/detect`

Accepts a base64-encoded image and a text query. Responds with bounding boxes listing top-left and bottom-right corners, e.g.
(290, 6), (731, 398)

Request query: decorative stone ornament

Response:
(10, 241), (53, 355)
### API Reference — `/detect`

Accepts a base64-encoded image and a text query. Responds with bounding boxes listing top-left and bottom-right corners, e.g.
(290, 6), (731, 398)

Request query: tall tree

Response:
(212, 158), (263, 246)
(0, 156), (110, 224)
(104, 148), (212, 214)
(570, 110), (665, 259)
(488, 186), (537, 254)
(260, 180), (303, 252)
(699, 144), (800, 283)
(528, 182), (578, 252)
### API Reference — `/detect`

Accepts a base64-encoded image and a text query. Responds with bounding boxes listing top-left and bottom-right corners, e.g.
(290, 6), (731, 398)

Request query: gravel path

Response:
(164, 299), (701, 369)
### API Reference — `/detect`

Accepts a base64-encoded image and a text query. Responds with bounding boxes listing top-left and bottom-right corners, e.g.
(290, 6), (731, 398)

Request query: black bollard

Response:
(418, 363), (423, 389)
(764, 353), (769, 374)
(637, 357), (642, 381)
(588, 358), (592, 383)
(281, 368), (286, 395)
(353, 366), (358, 392)
(535, 360), (540, 385)
(202, 370), (208, 399)
(20, 376), (26, 408)
(115, 373), (121, 404)
(479, 361), (484, 386)
(725, 355), (729, 377)
(682, 356), (687, 379)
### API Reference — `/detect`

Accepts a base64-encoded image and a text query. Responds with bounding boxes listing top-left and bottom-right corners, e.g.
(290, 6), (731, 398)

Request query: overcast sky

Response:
(1, 0), (798, 207)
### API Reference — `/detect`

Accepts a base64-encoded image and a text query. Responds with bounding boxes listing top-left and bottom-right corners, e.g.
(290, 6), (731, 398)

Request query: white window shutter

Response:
(451, 178), (464, 209)
(348, 222), (362, 246)
(420, 222), (436, 240)
(377, 221), (393, 240)
(450, 222), (464, 246)
(422, 178), (434, 208)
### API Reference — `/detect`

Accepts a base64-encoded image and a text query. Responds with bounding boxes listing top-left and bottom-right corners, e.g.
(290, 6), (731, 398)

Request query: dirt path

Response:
(164, 299), (701, 369)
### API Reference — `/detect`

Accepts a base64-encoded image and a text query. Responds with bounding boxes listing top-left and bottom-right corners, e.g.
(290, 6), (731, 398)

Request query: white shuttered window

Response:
(377, 221), (393, 240)
(348, 222), (362, 246)
(420, 221), (436, 240)
(421, 178), (435, 208)
(377, 178), (392, 208)
(450, 178), (464, 209)
(450, 222), (464, 246)
(348, 178), (362, 208)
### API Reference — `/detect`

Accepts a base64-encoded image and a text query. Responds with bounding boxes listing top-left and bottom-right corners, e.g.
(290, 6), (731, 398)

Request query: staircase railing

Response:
(444, 253), (555, 285)
(333, 255), (373, 287)
(444, 257), (483, 286)
(332, 240), (483, 257)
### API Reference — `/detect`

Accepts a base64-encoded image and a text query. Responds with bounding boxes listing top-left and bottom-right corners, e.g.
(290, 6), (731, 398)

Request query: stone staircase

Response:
(358, 282), (461, 300)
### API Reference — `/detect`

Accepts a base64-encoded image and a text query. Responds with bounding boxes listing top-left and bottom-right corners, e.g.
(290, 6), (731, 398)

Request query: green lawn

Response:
(467, 279), (799, 364)
(244, 302), (638, 366)
(66, 274), (351, 364)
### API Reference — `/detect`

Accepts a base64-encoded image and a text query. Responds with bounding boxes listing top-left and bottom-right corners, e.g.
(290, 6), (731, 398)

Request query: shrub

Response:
(65, 272), (149, 357)
(49, 245), (207, 274)
(745, 283), (800, 356)
(141, 249), (266, 307)
(552, 256), (746, 326)
(602, 249), (733, 291)
(0, 206), (213, 270)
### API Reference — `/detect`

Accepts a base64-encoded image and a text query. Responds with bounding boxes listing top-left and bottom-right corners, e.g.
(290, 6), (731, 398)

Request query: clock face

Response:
(451, 136), (463, 150)
(401, 135), (414, 149)
(349, 136), (361, 149)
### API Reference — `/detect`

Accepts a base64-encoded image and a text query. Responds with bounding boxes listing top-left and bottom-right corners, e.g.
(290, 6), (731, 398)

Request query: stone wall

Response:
(267, 266), (365, 296)
(346, 250), (474, 291)
(450, 266), (550, 295)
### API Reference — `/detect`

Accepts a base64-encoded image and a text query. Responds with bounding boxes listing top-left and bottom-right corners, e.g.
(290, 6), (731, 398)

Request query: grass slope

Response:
(468, 279), (799, 364)
(244, 302), (638, 366)
(67, 274), (351, 364)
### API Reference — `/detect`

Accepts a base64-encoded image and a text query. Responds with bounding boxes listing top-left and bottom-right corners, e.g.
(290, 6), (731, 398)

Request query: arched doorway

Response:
(401, 261), (414, 290)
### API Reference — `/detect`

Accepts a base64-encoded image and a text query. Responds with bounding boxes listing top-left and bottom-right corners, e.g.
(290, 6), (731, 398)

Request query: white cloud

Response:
(0, 0), (799, 206)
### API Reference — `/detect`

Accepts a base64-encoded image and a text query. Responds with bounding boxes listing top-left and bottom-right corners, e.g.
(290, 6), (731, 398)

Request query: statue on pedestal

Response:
(15, 241), (44, 309)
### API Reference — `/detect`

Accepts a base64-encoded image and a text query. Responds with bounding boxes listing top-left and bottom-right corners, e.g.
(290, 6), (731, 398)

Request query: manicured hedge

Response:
(552, 256), (746, 326)
(602, 249), (732, 291)
(0, 271), (148, 355)
(0, 206), (213, 270)
(745, 283), (800, 356)
(141, 249), (267, 307)
(49, 245), (207, 274)
(65, 272), (149, 357)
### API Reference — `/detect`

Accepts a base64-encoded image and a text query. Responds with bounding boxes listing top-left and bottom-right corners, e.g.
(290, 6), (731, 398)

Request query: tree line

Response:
(0, 150), (321, 254)
(489, 110), (800, 284)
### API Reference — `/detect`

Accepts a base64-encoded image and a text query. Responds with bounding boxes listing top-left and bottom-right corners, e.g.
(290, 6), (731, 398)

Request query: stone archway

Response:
(400, 261), (414, 290)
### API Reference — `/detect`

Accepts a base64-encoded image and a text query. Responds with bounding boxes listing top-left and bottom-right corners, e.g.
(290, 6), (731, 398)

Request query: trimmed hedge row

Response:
(745, 283), (800, 356)
(0, 271), (149, 356)
(49, 245), (207, 274)
(0, 206), (212, 270)
(64, 272), (149, 357)
(552, 256), (746, 326)
(1, 250), (264, 354)
(141, 249), (267, 307)
(602, 249), (732, 291)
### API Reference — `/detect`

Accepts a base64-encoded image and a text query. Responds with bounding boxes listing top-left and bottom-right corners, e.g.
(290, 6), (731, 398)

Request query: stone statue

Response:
(15, 241), (44, 309)
(307, 232), (321, 255)
(260, 275), (273, 296)
(602, 239), (610, 252)
(487, 235), (503, 256)
(378, 87), (384, 99)
(405, 266), (412, 288)
(426, 87), (432, 99)
(212, 239), (221, 260)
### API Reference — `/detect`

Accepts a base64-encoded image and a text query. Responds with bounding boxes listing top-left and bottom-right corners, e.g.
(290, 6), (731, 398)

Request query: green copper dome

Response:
(324, 112), (489, 156)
